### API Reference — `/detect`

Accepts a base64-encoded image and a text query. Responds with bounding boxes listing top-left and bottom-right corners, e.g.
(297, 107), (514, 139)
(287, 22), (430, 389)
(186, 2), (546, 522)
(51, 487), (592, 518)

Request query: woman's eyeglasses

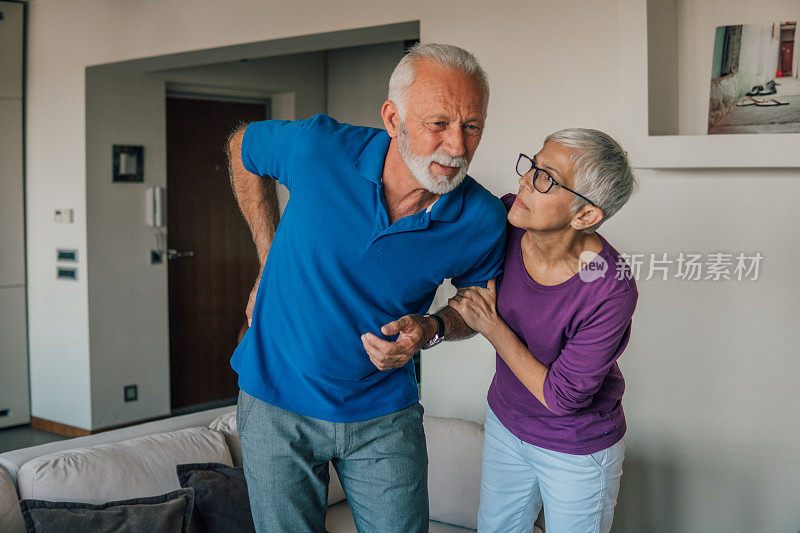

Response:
(515, 153), (596, 207)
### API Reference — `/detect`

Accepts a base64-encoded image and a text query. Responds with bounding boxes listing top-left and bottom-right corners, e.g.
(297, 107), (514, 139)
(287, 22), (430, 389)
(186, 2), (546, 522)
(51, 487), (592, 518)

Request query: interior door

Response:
(166, 97), (267, 412)
(780, 41), (793, 76)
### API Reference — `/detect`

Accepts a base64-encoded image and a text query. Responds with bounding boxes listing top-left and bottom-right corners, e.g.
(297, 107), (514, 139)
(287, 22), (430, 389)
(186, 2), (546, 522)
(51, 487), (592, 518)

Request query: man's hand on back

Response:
(361, 315), (437, 371)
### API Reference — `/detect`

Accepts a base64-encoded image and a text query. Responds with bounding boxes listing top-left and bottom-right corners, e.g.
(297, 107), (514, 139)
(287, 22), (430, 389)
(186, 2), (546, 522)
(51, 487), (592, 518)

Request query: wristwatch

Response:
(421, 313), (445, 350)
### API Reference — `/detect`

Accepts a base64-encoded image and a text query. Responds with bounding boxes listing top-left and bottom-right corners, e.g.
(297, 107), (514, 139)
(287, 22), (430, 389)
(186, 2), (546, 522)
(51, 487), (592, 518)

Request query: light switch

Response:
(57, 249), (78, 262)
(55, 209), (74, 223)
(57, 267), (78, 281)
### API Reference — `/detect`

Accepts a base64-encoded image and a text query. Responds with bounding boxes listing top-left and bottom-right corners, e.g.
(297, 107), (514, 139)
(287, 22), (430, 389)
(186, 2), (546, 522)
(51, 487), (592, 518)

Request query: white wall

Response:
(327, 41), (406, 128)
(25, 0), (800, 530)
(26, 0), (93, 429)
(647, 0), (679, 135)
(85, 69), (171, 429)
(601, 167), (800, 532)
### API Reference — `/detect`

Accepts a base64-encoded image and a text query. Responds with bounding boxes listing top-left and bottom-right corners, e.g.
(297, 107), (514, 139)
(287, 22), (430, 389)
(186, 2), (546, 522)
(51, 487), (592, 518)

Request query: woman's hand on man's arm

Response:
(449, 279), (552, 411)
(447, 279), (505, 340)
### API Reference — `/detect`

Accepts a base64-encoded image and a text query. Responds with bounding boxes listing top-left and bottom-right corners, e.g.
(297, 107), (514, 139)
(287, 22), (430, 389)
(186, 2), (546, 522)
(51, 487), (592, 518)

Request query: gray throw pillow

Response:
(19, 488), (194, 533)
(177, 463), (255, 533)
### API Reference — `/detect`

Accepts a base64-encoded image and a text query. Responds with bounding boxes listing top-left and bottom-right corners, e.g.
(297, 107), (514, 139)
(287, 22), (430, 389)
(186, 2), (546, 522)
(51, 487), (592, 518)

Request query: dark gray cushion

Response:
(19, 488), (194, 533)
(177, 463), (254, 533)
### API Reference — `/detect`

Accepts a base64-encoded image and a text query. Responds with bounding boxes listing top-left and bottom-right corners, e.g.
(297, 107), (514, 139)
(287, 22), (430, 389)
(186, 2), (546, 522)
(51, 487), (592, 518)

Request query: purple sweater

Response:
(487, 194), (638, 455)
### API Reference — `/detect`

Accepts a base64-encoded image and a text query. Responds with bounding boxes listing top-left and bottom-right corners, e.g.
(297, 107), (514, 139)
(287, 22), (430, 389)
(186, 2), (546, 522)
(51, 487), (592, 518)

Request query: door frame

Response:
(166, 82), (296, 122)
(163, 88), (272, 414)
(166, 82), (273, 106)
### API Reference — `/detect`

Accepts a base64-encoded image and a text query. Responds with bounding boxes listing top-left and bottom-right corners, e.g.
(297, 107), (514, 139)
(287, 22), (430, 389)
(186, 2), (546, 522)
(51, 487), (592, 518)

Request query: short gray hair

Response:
(544, 129), (637, 233)
(388, 43), (489, 120)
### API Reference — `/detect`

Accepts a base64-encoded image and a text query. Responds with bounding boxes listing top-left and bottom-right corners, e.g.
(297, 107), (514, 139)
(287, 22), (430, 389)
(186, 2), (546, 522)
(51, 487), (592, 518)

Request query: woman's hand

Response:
(448, 279), (504, 339)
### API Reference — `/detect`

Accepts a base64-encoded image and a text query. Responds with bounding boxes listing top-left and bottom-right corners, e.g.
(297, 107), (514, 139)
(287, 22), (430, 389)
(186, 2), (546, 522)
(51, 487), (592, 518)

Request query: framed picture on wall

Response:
(708, 21), (799, 134)
(112, 145), (144, 182)
(618, 0), (800, 168)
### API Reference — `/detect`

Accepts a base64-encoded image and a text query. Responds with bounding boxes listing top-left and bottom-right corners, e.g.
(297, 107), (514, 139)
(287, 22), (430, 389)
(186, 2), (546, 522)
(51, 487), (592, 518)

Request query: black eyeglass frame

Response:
(515, 153), (597, 207)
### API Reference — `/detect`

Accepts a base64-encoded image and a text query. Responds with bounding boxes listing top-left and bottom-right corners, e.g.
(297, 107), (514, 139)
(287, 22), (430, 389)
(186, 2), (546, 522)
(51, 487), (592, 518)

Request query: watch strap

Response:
(421, 313), (445, 350)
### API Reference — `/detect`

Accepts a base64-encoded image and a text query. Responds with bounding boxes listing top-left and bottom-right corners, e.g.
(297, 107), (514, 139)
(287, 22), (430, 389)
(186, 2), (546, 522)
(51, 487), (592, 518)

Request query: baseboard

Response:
(30, 413), (172, 437)
(30, 417), (91, 437)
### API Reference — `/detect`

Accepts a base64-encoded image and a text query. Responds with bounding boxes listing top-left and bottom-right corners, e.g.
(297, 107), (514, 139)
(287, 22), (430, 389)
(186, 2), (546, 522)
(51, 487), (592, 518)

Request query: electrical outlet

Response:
(124, 384), (138, 402)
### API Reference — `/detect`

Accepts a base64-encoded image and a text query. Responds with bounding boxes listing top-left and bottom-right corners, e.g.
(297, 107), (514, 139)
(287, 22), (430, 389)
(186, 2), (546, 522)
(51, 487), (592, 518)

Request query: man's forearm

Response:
(238, 176), (279, 266)
(228, 127), (280, 265)
(435, 305), (477, 342)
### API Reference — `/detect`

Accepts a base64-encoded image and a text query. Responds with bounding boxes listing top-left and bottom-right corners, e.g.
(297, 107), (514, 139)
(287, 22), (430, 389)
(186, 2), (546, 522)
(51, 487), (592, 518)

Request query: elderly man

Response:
(227, 43), (505, 532)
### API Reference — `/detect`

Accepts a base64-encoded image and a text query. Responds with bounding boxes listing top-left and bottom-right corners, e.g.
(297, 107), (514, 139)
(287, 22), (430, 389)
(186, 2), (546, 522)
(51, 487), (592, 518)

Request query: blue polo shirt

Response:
(231, 114), (506, 422)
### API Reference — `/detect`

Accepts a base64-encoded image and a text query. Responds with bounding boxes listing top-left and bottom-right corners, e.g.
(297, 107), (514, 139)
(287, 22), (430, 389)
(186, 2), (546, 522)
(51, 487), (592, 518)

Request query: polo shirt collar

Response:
(355, 129), (465, 223)
(355, 131), (390, 185)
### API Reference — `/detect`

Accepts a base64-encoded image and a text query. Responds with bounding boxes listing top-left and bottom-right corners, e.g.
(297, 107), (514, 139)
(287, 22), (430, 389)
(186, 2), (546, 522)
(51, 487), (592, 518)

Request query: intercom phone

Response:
(146, 186), (165, 228)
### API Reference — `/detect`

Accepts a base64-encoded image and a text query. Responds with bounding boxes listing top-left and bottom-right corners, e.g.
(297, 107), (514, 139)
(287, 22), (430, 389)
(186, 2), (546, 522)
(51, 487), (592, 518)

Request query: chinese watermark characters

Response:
(610, 252), (763, 281)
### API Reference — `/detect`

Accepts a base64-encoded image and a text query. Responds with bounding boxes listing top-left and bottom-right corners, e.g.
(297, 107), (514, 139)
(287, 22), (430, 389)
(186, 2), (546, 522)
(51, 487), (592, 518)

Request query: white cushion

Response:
(17, 427), (232, 504)
(429, 521), (477, 532)
(424, 415), (485, 530)
(325, 501), (358, 533)
(208, 409), (346, 506)
(0, 467), (25, 533)
(208, 410), (241, 466)
(326, 463), (347, 506)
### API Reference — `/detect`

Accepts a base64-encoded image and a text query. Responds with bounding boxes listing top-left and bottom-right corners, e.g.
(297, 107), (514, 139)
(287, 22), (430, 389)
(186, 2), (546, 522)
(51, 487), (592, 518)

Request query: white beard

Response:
(397, 121), (468, 195)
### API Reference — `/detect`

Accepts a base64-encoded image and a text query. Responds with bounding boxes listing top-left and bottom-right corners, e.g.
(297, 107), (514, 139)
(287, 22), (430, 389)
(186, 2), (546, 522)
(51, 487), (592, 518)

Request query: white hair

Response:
(544, 129), (637, 233)
(388, 43), (489, 120)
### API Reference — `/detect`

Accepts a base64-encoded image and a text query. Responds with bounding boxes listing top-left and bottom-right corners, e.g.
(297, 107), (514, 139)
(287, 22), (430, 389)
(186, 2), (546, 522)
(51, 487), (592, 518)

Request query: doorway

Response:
(779, 23), (795, 77)
(166, 96), (267, 412)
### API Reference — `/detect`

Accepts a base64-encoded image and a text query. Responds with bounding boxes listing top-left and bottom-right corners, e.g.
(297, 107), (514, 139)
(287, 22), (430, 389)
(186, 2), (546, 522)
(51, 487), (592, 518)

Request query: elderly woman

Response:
(448, 129), (638, 533)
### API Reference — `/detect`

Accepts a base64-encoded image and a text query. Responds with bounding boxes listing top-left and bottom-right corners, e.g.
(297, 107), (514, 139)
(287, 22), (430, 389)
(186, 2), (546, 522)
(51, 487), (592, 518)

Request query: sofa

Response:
(0, 405), (544, 532)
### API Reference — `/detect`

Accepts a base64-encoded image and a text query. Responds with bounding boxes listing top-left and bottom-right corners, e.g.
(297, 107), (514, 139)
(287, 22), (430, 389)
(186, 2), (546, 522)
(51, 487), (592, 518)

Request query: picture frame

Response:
(618, 0), (800, 169)
(112, 144), (144, 182)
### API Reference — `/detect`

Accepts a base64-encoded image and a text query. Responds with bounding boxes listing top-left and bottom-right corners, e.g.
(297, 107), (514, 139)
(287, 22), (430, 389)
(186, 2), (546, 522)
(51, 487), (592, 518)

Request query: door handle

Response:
(167, 249), (195, 260)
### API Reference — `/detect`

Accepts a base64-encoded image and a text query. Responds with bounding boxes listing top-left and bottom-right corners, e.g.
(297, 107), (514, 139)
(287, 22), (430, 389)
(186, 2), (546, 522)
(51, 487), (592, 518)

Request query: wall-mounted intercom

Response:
(146, 186), (165, 228)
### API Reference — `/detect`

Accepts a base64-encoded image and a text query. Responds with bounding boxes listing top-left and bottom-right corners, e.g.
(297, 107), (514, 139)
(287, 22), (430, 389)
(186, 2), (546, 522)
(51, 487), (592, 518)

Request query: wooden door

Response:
(780, 42), (793, 76)
(166, 97), (266, 411)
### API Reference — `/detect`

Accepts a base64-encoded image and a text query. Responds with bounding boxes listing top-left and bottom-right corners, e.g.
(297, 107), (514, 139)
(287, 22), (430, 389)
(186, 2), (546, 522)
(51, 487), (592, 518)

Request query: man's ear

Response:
(572, 204), (604, 231)
(381, 100), (401, 138)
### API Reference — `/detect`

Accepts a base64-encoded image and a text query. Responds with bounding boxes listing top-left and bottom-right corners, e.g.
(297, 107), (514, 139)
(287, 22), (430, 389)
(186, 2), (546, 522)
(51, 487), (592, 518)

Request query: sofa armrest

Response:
(0, 406), (235, 484)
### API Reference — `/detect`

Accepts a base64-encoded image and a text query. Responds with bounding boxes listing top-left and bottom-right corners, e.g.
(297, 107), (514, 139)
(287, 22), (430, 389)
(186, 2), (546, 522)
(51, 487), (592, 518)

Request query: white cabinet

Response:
(0, 287), (30, 427)
(0, 0), (27, 429)
(0, 2), (23, 99)
(0, 99), (24, 287)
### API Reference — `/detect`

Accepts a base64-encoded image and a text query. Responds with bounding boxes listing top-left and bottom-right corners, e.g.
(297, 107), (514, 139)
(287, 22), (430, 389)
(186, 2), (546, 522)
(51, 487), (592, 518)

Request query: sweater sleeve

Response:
(542, 290), (638, 415)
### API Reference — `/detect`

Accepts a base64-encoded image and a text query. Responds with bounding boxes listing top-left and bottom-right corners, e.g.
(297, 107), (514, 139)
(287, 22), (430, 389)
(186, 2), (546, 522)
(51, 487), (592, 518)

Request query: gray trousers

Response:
(237, 390), (429, 533)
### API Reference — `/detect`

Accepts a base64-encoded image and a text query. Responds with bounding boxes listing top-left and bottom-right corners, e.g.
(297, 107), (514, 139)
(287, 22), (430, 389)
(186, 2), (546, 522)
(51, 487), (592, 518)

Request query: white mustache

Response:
(430, 152), (467, 170)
